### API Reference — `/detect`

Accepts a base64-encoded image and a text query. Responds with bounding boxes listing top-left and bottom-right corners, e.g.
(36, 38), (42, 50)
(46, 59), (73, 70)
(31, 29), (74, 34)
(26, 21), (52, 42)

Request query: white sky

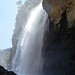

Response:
(0, 0), (25, 49)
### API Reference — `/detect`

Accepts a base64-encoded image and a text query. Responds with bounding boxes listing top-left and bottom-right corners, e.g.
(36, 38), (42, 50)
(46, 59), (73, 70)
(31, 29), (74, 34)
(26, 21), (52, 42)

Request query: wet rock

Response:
(0, 66), (16, 75)
(42, 10), (75, 75)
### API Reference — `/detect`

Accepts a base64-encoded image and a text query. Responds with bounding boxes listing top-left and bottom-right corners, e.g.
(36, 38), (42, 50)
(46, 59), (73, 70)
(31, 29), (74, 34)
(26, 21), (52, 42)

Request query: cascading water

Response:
(12, 3), (48, 75)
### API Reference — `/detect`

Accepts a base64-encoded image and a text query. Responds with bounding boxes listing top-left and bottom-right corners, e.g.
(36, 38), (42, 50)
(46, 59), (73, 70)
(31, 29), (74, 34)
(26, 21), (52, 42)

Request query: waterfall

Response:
(12, 3), (48, 75)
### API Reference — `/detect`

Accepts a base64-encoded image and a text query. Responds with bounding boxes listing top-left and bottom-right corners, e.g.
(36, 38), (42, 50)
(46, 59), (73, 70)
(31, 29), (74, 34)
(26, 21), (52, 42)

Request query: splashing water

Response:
(12, 3), (48, 75)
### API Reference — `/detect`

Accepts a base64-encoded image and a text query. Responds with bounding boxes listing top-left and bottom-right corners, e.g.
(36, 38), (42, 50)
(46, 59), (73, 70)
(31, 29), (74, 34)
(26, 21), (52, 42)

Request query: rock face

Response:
(0, 66), (16, 75)
(42, 0), (75, 75)
(0, 48), (11, 69)
(43, 0), (75, 26)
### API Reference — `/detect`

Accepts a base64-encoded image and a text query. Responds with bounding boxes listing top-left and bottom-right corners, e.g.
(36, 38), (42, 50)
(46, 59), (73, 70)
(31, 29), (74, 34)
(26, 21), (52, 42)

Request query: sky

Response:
(0, 0), (25, 49)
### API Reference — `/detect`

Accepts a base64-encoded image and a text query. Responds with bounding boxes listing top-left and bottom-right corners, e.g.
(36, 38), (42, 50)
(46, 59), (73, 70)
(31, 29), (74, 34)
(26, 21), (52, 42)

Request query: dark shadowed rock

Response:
(0, 65), (16, 75)
(42, 10), (75, 75)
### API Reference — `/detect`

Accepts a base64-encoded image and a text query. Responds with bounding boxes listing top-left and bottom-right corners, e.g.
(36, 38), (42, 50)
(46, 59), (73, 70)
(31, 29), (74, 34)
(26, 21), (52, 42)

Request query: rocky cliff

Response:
(43, 0), (75, 26)
(42, 0), (75, 75)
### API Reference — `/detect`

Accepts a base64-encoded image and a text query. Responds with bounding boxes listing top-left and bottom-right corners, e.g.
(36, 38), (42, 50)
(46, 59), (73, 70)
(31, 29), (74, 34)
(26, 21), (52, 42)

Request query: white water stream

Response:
(12, 3), (48, 75)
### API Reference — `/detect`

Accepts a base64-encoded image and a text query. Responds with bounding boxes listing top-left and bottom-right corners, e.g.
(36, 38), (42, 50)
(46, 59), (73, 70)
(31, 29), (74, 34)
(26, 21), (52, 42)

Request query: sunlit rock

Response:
(43, 0), (75, 26)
